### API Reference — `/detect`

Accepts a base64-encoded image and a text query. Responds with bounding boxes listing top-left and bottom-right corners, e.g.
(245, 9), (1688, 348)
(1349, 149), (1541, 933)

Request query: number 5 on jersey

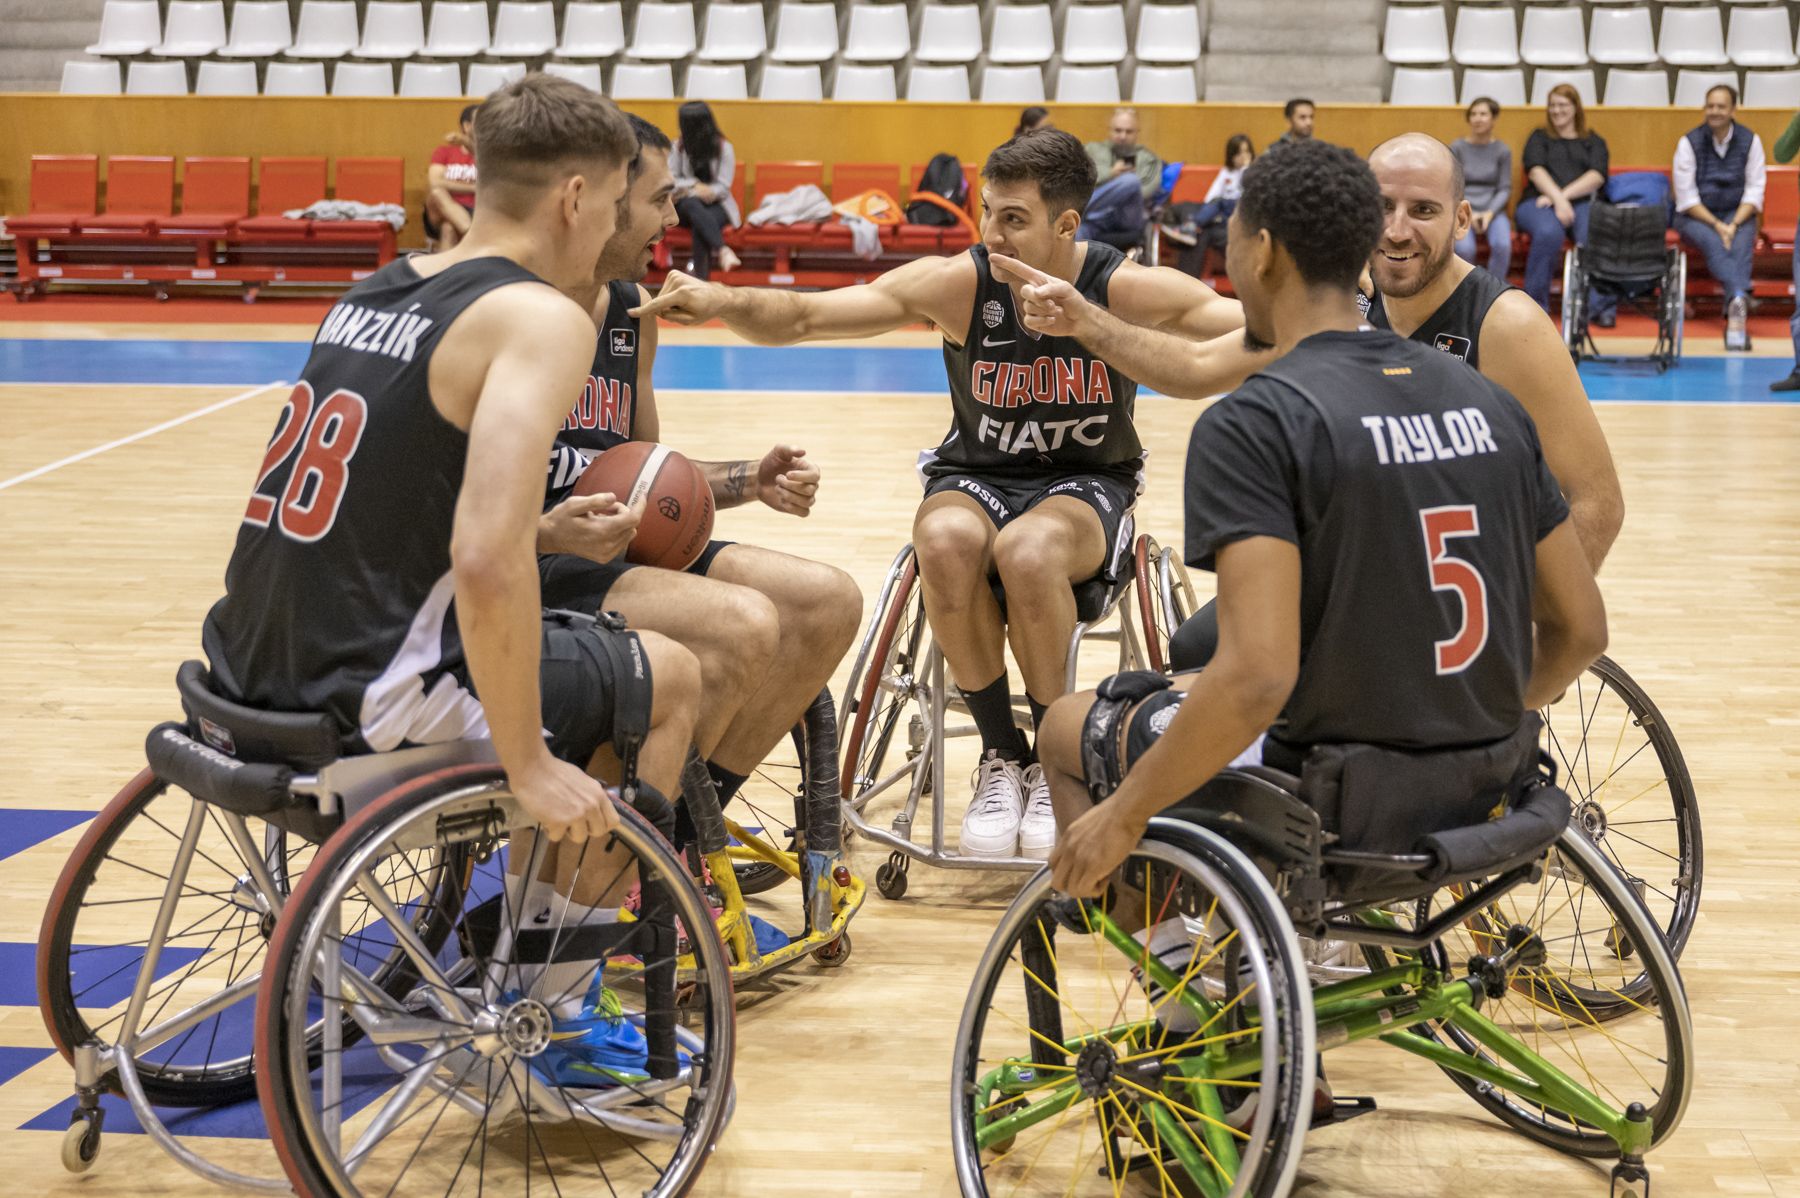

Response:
(244, 382), (369, 542)
(1420, 504), (1488, 675)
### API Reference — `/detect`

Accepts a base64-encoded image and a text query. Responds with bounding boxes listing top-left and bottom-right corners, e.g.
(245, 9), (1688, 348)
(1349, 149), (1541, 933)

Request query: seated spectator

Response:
(1162, 134), (1254, 281)
(1271, 98), (1315, 149)
(1079, 107), (1164, 251)
(424, 103), (479, 249)
(1773, 109), (1800, 393)
(1674, 84), (1765, 350)
(1452, 97), (1514, 280)
(1516, 85), (1610, 319)
(672, 101), (742, 280)
(1015, 105), (1052, 138)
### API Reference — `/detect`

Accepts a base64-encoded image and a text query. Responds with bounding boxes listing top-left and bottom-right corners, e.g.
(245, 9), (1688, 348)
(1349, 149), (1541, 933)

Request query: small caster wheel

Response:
(1611, 1156), (1650, 1198)
(812, 931), (851, 967)
(152, 287), (171, 303)
(982, 1093), (1025, 1154)
(876, 858), (908, 900)
(61, 1120), (100, 1173)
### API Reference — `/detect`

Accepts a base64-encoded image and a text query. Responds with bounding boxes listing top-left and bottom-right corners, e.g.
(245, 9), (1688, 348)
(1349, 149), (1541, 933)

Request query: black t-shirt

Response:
(1520, 130), (1609, 204)
(545, 278), (642, 507)
(1183, 328), (1569, 752)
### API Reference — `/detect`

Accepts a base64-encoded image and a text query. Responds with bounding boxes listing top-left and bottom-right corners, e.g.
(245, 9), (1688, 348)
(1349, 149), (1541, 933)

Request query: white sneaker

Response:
(1018, 763), (1056, 860)
(961, 752), (1024, 857)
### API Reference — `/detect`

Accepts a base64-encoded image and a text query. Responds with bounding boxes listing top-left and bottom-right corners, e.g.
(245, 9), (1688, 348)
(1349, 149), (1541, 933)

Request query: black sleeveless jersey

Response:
(1183, 329), (1568, 752)
(926, 243), (1142, 481)
(1359, 266), (1515, 370)
(546, 279), (641, 504)
(203, 255), (549, 752)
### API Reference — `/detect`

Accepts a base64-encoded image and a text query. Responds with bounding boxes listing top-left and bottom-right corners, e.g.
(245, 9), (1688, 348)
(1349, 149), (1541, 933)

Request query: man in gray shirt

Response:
(1451, 97), (1513, 279)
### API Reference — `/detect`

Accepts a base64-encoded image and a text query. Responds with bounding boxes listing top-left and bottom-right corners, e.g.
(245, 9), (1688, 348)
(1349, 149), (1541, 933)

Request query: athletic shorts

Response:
(923, 470), (1138, 585)
(450, 609), (652, 767)
(537, 540), (737, 613)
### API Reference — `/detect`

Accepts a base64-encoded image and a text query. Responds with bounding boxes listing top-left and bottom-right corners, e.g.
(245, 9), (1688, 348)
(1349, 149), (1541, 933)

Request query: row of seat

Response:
(84, 1), (1207, 70)
(62, 57), (529, 96)
(1390, 64), (1800, 108)
(7, 154), (406, 294)
(1385, 3), (1800, 70)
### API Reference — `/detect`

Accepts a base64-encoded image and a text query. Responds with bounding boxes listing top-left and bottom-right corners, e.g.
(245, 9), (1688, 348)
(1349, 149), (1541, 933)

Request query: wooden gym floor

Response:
(0, 316), (1796, 1196)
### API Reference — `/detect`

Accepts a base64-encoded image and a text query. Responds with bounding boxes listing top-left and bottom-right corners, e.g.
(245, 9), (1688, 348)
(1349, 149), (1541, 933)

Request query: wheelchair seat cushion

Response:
(176, 659), (340, 769)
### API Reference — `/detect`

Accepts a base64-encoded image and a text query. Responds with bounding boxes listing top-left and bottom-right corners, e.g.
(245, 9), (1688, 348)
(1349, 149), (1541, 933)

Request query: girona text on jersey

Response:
(564, 374), (633, 438)
(312, 300), (435, 362)
(969, 356), (1116, 455)
(1360, 407), (1500, 465)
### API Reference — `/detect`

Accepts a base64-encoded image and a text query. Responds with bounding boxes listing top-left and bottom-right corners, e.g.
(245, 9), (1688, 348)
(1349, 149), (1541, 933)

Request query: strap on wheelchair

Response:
(588, 609), (653, 804)
(678, 751), (728, 855)
(1081, 670), (1172, 804)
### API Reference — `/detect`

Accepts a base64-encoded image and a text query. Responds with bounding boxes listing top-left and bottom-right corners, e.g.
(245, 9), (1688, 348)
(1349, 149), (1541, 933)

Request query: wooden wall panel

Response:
(2, 96), (1792, 249)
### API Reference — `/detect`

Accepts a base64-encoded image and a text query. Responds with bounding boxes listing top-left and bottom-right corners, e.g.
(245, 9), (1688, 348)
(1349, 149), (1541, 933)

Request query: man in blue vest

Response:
(1673, 84), (1766, 351)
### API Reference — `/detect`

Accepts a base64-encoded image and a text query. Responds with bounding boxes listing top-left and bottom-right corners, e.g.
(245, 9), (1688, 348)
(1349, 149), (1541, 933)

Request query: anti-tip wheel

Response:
(813, 931), (852, 967)
(876, 858), (908, 900)
(60, 1121), (99, 1174)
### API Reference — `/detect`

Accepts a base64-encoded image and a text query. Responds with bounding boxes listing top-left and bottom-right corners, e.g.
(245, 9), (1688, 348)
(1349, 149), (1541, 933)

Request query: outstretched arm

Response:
(692, 446), (819, 515)
(991, 253), (1273, 399)
(630, 253), (976, 346)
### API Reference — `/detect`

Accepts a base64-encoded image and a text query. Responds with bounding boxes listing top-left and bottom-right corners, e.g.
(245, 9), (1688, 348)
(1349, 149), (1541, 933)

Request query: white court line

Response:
(0, 381), (285, 494)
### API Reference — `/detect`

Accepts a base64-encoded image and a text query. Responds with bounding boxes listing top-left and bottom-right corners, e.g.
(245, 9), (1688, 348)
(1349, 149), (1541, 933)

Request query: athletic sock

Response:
(959, 672), (1030, 763)
(1027, 695), (1049, 739)
(534, 896), (622, 1020)
(705, 760), (749, 807)
(486, 875), (556, 995)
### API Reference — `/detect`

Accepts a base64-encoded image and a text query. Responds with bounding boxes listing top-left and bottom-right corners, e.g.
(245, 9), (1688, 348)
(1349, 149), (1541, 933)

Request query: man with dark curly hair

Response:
(1006, 139), (1608, 902)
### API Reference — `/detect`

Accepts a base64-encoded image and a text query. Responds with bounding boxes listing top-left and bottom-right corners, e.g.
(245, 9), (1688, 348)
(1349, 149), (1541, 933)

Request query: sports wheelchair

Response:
(1561, 202), (1686, 371)
(837, 535), (1156, 899)
(1135, 543), (1702, 965)
(951, 709), (1691, 1197)
(37, 653), (736, 1196)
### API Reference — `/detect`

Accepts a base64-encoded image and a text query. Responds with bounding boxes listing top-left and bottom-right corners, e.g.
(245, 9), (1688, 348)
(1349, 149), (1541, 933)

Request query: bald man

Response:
(1080, 109), (1164, 251)
(1162, 133), (1624, 672)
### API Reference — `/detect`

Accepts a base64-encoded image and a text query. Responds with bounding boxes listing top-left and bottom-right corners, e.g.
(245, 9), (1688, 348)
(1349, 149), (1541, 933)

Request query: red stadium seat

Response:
(7, 155), (98, 237)
(235, 156), (327, 238)
(817, 161), (902, 248)
(156, 157), (251, 237)
(660, 162), (745, 267)
(1168, 164), (1217, 206)
(80, 156), (175, 233)
(1763, 166), (1797, 254)
(901, 161), (979, 251)
(739, 160), (828, 267)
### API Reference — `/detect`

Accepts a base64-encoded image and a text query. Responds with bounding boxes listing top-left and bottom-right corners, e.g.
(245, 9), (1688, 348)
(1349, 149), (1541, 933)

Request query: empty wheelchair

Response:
(1562, 201), (1685, 371)
(837, 536), (1154, 899)
(38, 658), (735, 1196)
(951, 718), (1691, 1197)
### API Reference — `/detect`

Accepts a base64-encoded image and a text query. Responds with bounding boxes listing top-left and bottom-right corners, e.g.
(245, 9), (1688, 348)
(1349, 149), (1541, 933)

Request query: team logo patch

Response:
(657, 496), (682, 520)
(610, 328), (636, 356)
(1148, 699), (1181, 736)
(1433, 333), (1472, 361)
(197, 716), (236, 756)
(982, 299), (1005, 329)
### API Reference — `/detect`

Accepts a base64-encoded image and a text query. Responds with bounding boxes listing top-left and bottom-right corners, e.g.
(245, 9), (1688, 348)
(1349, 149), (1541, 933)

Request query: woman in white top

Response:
(671, 101), (742, 279)
(1163, 134), (1253, 277)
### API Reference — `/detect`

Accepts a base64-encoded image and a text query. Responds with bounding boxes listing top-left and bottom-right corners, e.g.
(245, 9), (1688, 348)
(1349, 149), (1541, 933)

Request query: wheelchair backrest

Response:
(1585, 202), (1671, 284)
(176, 659), (340, 769)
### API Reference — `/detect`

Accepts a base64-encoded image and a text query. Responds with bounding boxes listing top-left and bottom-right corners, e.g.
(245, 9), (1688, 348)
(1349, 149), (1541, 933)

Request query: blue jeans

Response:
(1673, 213), (1755, 301)
(1454, 212), (1512, 280)
(1079, 173), (1149, 245)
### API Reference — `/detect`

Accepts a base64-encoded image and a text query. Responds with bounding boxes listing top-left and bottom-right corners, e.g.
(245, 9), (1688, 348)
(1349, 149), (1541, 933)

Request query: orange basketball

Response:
(573, 442), (715, 570)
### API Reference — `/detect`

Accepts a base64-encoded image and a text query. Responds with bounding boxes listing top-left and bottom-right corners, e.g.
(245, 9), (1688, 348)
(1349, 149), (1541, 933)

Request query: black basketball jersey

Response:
(1183, 328), (1568, 752)
(546, 279), (641, 504)
(203, 254), (549, 752)
(926, 243), (1142, 480)
(1360, 266), (1514, 369)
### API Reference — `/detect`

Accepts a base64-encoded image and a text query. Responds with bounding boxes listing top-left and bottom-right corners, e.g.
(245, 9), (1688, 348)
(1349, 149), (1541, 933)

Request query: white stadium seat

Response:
(980, 64), (1045, 103)
(195, 60), (258, 95)
(1658, 7), (1727, 68)
(287, 1), (360, 59)
(1673, 68), (1738, 107)
(1520, 6), (1587, 68)
(125, 61), (189, 94)
(1743, 69), (1800, 107)
(1388, 66), (1456, 105)
(1726, 7), (1797, 69)
(263, 61), (328, 96)
(491, 3), (558, 58)
(1529, 67), (1597, 107)
(760, 63), (825, 99)
(834, 63), (899, 100)
(423, 2), (490, 57)
(1055, 65), (1120, 102)
(629, 3), (697, 60)
(1601, 66), (1670, 105)
(1060, 6), (1127, 67)
(914, 5), (982, 64)
(1383, 5), (1450, 65)
(1134, 4), (1203, 65)
(219, 1), (292, 58)
(356, 2), (426, 60)
(842, 5), (911, 63)
(1459, 67), (1525, 107)
(906, 62), (972, 100)
(696, 3), (766, 62)
(399, 62), (462, 96)
(466, 61), (527, 94)
(154, 1), (227, 56)
(86, 1), (160, 56)
(60, 60), (122, 95)
(559, 4), (625, 58)
(1587, 7), (1656, 65)
(543, 61), (604, 89)
(770, 3), (839, 64)
(332, 61), (397, 96)
(1452, 6), (1519, 68)
(987, 5), (1055, 66)
(684, 62), (750, 98)
(610, 61), (676, 98)
(1131, 64), (1198, 104)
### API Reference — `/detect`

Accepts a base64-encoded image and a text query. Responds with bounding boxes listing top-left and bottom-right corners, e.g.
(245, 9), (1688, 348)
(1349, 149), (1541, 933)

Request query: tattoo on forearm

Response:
(725, 460), (749, 502)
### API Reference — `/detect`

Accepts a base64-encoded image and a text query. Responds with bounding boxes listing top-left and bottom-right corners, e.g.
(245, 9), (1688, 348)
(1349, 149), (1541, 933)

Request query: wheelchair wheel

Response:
(37, 767), (468, 1109)
(951, 822), (1315, 1197)
(1376, 824), (1693, 1156)
(729, 721), (806, 897)
(1135, 537), (1200, 674)
(1665, 252), (1685, 364)
(839, 547), (927, 802)
(256, 765), (735, 1198)
(1560, 247), (1587, 356)
(1540, 655), (1701, 963)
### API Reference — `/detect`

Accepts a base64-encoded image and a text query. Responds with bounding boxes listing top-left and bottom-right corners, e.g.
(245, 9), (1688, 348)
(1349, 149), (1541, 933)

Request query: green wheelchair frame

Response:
(952, 769), (1692, 1198)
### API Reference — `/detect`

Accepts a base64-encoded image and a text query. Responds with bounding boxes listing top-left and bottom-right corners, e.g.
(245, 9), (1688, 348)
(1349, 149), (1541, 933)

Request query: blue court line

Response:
(0, 336), (1795, 401)
(0, 1046), (55, 1089)
(0, 942), (206, 1008)
(0, 810), (92, 861)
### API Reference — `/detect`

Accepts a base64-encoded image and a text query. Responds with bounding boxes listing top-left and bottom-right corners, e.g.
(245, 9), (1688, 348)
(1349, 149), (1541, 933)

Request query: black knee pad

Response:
(1081, 671), (1172, 804)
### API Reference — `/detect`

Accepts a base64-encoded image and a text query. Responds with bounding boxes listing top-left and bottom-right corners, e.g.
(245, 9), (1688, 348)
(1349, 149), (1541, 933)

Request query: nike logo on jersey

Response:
(982, 335), (1015, 347)
(1359, 409), (1499, 465)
